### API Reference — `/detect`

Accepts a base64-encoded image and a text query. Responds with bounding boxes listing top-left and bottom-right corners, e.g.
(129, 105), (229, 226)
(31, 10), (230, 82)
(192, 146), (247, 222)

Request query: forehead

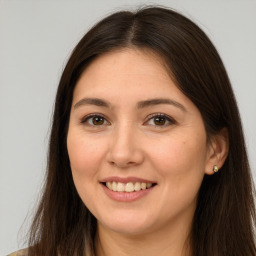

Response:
(83, 48), (170, 78)
(73, 48), (180, 99)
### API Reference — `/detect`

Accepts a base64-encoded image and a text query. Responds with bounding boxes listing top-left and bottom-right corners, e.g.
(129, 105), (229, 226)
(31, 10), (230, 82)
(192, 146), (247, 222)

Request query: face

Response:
(67, 48), (212, 236)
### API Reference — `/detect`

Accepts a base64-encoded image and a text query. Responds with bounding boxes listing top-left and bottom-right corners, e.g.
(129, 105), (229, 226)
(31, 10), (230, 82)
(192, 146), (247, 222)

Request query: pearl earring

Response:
(213, 165), (219, 173)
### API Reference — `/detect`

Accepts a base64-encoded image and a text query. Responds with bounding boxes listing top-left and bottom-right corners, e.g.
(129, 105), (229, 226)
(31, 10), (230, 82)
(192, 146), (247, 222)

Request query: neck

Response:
(95, 220), (192, 256)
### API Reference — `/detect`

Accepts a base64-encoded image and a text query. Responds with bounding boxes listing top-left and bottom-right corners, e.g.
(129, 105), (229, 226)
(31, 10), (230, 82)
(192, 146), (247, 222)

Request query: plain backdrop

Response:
(0, 0), (256, 254)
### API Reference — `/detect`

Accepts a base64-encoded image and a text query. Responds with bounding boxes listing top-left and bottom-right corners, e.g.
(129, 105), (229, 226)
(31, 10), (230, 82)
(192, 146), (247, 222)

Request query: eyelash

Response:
(80, 113), (176, 128)
(81, 113), (109, 126)
(145, 113), (176, 127)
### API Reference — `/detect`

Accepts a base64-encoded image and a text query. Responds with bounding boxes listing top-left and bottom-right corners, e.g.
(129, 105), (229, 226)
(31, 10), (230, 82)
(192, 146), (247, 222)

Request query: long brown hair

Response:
(28, 6), (256, 256)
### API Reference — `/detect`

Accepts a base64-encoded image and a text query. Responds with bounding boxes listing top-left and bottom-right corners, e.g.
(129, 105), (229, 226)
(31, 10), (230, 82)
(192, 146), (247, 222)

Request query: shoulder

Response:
(7, 248), (28, 256)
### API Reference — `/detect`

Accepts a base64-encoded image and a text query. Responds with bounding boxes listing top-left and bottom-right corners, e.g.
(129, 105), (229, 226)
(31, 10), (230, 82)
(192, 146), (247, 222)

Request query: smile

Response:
(100, 177), (157, 201)
(105, 181), (153, 192)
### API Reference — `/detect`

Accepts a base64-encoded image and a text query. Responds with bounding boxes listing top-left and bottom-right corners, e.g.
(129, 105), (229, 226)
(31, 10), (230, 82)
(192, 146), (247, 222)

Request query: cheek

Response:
(148, 130), (207, 192)
(147, 134), (207, 218)
(151, 128), (207, 169)
(67, 131), (105, 179)
(67, 131), (108, 209)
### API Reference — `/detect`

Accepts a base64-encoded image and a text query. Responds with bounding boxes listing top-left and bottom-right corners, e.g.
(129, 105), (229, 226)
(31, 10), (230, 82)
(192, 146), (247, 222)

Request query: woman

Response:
(9, 6), (255, 256)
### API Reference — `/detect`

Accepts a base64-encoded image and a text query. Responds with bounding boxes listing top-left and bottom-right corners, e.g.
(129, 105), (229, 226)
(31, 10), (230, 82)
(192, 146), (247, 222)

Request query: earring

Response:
(213, 165), (219, 173)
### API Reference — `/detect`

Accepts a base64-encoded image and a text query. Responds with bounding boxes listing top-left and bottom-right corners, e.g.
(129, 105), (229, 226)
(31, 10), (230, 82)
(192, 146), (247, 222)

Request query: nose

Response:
(106, 124), (144, 168)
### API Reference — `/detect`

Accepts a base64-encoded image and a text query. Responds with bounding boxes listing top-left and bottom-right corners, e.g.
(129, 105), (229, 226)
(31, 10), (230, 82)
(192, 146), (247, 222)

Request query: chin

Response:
(104, 222), (152, 236)
(97, 211), (156, 236)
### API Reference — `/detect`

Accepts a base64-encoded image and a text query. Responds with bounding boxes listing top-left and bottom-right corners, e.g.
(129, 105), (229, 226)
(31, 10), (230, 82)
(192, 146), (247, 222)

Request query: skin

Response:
(67, 48), (228, 256)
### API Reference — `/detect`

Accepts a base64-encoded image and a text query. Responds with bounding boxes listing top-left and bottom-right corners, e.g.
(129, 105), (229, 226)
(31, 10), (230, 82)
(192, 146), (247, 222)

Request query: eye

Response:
(145, 113), (176, 127)
(81, 114), (109, 126)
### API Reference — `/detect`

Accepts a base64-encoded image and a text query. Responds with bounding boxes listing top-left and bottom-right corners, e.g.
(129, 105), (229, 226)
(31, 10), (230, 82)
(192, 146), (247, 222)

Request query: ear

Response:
(205, 128), (229, 175)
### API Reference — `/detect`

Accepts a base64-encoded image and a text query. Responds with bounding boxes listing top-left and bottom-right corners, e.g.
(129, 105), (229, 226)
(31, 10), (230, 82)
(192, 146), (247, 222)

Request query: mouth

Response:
(100, 177), (157, 202)
(101, 181), (157, 193)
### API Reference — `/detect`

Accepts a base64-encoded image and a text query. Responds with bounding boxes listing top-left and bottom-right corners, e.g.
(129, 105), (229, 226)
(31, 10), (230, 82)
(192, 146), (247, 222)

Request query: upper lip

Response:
(100, 176), (156, 184)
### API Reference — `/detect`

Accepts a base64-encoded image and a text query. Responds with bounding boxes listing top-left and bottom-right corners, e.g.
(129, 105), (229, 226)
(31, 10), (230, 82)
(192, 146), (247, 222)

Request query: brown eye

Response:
(153, 116), (167, 126)
(92, 116), (105, 125)
(81, 114), (108, 126)
(145, 113), (176, 127)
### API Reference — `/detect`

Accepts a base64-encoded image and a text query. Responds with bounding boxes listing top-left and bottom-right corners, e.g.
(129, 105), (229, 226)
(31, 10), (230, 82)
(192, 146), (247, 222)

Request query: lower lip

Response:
(101, 183), (155, 202)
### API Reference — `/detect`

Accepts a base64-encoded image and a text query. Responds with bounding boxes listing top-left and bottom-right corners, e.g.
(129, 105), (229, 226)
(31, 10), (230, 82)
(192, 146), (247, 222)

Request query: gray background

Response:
(0, 0), (255, 254)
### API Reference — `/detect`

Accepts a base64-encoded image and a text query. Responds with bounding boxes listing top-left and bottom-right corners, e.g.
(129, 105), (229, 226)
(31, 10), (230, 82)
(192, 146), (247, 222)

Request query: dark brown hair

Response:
(28, 6), (256, 256)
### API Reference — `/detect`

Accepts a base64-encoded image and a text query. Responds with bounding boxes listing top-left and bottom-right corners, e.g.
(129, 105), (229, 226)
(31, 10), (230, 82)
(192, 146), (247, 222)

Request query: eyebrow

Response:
(73, 97), (186, 112)
(74, 98), (111, 109)
(137, 98), (187, 112)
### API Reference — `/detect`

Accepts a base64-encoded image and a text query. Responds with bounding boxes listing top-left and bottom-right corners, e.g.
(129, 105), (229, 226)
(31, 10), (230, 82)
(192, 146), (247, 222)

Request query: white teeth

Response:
(105, 181), (154, 192)
(106, 182), (112, 190)
(125, 182), (134, 192)
(134, 182), (141, 191)
(112, 181), (117, 191)
(146, 183), (152, 188)
(117, 182), (125, 192)
(141, 183), (146, 190)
